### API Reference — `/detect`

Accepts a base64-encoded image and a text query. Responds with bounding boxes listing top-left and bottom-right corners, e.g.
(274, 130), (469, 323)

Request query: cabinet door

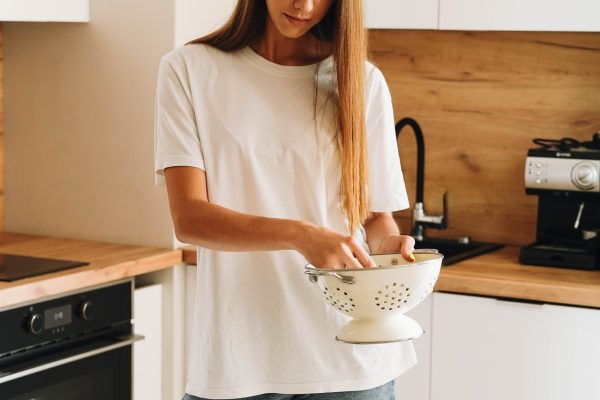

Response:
(395, 295), (432, 400)
(134, 284), (163, 400)
(431, 292), (600, 400)
(0, 0), (89, 22)
(364, 0), (438, 29)
(439, 0), (600, 32)
(184, 265), (198, 382)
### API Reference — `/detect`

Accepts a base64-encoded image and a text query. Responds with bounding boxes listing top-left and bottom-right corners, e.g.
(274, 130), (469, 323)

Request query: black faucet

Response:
(395, 117), (448, 241)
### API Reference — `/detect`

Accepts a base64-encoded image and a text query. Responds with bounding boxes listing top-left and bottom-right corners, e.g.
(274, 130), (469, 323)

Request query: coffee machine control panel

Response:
(525, 156), (600, 193)
(521, 137), (600, 270)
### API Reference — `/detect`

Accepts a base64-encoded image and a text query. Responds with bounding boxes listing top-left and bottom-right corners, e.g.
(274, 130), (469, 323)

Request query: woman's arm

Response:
(164, 166), (376, 269)
(363, 212), (415, 261)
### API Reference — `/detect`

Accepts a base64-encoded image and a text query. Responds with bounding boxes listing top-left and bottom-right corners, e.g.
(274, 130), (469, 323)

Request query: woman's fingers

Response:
(343, 254), (364, 269)
(352, 247), (377, 269)
(400, 235), (416, 262)
(375, 234), (417, 262)
(312, 237), (375, 269)
(299, 224), (382, 269)
(301, 228), (419, 268)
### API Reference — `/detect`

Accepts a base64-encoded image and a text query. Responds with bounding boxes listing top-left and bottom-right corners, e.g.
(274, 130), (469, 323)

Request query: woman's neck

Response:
(250, 17), (331, 66)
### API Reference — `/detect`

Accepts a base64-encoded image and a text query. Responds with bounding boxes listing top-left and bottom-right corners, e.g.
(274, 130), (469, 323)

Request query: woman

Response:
(154, 0), (417, 399)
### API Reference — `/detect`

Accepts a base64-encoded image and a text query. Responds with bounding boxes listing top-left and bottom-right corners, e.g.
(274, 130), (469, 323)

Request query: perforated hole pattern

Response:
(419, 272), (439, 301)
(374, 282), (411, 311)
(323, 286), (356, 312)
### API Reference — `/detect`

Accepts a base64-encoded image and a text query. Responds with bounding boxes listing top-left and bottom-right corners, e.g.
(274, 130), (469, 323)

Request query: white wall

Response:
(4, 0), (176, 247)
(4, 0), (239, 247)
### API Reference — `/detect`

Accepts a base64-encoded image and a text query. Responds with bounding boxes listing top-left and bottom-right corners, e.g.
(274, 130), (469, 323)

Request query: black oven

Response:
(0, 280), (141, 399)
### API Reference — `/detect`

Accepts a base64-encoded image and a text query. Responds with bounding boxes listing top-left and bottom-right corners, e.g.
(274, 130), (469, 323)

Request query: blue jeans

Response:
(182, 380), (395, 400)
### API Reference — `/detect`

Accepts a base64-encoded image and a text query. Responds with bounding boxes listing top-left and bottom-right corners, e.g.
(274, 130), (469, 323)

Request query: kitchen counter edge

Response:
(0, 232), (182, 309)
(182, 245), (600, 309)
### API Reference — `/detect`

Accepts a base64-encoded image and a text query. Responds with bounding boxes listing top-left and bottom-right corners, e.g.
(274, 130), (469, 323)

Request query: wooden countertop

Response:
(17, 231), (597, 311)
(182, 245), (600, 308)
(435, 246), (600, 308)
(0, 232), (181, 309)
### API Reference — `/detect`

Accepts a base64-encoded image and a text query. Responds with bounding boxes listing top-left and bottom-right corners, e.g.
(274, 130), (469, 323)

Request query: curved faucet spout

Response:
(395, 117), (425, 204)
(395, 117), (447, 240)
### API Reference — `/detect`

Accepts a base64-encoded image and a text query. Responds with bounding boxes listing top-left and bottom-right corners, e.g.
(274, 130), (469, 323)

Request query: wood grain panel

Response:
(0, 24), (3, 233)
(369, 30), (600, 245)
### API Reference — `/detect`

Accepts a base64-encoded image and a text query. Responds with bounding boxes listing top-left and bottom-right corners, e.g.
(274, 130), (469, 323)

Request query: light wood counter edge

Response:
(0, 250), (182, 309)
(0, 234), (183, 309)
(181, 246), (600, 309)
(435, 272), (600, 309)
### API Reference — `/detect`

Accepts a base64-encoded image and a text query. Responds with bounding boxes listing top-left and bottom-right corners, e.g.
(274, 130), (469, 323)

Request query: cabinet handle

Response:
(495, 296), (546, 307)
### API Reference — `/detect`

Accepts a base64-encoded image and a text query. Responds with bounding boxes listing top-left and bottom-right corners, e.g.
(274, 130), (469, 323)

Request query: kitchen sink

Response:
(414, 237), (504, 266)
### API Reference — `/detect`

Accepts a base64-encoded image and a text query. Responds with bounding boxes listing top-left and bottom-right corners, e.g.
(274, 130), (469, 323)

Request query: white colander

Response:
(305, 250), (443, 344)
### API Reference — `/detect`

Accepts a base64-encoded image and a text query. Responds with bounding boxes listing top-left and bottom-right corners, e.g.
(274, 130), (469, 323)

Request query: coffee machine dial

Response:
(571, 162), (597, 190)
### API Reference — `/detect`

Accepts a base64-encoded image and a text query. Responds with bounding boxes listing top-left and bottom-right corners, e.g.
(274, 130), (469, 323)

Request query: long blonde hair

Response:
(188, 1), (369, 233)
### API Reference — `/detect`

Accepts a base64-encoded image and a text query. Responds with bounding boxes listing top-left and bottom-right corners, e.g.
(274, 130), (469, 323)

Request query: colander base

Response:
(335, 314), (425, 344)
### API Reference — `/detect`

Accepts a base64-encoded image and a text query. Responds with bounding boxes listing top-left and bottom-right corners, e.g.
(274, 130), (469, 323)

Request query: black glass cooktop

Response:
(0, 253), (89, 282)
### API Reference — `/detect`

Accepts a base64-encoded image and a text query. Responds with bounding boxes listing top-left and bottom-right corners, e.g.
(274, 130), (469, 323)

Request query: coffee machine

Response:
(519, 134), (600, 270)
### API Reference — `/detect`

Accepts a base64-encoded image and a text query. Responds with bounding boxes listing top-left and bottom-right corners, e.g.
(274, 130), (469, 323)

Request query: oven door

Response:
(0, 335), (142, 400)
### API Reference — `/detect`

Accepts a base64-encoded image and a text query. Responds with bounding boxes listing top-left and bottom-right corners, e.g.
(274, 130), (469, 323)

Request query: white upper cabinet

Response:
(0, 0), (89, 22)
(364, 0), (438, 29)
(439, 0), (600, 32)
(175, 0), (236, 46)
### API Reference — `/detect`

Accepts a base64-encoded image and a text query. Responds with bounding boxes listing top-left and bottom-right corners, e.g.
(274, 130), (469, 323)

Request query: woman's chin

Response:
(276, 27), (310, 39)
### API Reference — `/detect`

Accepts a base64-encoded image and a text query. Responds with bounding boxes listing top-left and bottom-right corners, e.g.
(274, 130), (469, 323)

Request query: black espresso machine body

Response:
(520, 139), (600, 270)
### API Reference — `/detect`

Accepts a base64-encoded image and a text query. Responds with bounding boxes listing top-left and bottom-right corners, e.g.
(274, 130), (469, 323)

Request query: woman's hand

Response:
(363, 212), (416, 262)
(375, 234), (416, 263)
(294, 222), (377, 270)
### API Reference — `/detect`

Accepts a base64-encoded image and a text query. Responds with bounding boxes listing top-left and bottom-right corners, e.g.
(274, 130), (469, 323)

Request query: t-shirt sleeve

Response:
(154, 56), (205, 188)
(365, 66), (410, 212)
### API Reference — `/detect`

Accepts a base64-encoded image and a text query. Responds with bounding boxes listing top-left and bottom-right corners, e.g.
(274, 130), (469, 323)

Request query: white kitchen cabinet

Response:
(395, 295), (432, 400)
(134, 284), (163, 400)
(0, 0), (89, 22)
(431, 292), (600, 400)
(175, 0), (236, 46)
(439, 0), (600, 32)
(184, 264), (198, 382)
(135, 267), (187, 400)
(364, 0), (438, 29)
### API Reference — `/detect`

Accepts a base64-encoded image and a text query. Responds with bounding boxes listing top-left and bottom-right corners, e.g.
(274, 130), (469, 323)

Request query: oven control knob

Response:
(79, 300), (96, 321)
(28, 313), (44, 335)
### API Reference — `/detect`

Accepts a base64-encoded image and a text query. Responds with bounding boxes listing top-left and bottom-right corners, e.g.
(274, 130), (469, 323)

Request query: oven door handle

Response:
(0, 334), (144, 384)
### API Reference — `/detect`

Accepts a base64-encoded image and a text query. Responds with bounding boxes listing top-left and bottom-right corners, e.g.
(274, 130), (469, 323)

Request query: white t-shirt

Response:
(154, 43), (415, 399)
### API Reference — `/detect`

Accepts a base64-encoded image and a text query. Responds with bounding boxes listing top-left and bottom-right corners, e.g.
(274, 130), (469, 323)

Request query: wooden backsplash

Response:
(0, 24), (3, 233)
(369, 30), (600, 246)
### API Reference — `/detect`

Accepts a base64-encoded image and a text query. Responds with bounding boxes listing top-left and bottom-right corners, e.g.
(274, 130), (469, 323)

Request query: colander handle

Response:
(413, 249), (440, 254)
(304, 270), (357, 285)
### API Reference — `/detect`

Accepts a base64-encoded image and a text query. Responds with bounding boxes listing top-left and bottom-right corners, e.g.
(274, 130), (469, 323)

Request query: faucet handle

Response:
(412, 191), (448, 231)
(441, 190), (448, 229)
